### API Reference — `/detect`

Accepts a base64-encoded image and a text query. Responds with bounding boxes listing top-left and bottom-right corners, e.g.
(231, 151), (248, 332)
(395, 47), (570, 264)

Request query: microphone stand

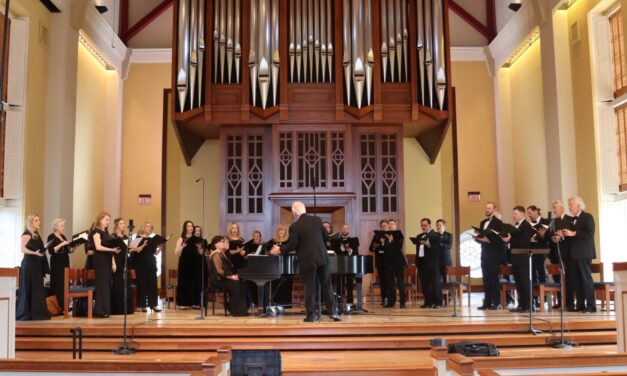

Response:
(114, 221), (136, 355)
(196, 177), (206, 320)
(550, 218), (572, 349)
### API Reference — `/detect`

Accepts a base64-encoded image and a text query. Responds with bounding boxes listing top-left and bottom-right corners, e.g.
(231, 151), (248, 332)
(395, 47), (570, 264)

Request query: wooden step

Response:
(15, 331), (616, 351)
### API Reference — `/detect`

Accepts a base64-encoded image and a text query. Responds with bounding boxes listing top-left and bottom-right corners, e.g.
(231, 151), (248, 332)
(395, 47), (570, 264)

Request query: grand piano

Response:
(238, 254), (373, 314)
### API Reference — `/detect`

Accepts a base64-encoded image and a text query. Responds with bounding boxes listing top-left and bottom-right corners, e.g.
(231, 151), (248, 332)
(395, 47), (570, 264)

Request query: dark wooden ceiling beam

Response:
(121, 0), (173, 45)
(448, 0), (495, 42)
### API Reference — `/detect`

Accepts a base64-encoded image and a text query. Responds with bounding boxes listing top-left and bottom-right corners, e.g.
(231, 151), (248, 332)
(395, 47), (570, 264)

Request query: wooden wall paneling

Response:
(334, 0), (344, 121)
(204, 0), (212, 122)
(407, 0), (419, 121)
(371, 0), (383, 121)
(241, 0), (251, 121)
(279, 0), (289, 121)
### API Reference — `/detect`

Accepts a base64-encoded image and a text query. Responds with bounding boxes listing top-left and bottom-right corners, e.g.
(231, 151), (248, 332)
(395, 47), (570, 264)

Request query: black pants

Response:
(481, 251), (501, 307)
(376, 257), (387, 304)
(385, 263), (406, 305)
(512, 262), (530, 310)
(573, 258), (595, 310)
(334, 274), (354, 304)
(93, 251), (113, 316)
(421, 258), (441, 306)
(136, 265), (158, 308)
(532, 254), (547, 283)
(303, 263), (336, 316)
(563, 258), (576, 309)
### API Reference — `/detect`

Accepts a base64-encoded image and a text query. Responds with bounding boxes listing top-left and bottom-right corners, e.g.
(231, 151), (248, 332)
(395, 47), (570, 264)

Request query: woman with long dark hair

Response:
(134, 221), (162, 313)
(207, 235), (251, 316)
(47, 218), (74, 312)
(90, 212), (120, 318)
(16, 214), (50, 321)
(175, 220), (201, 309)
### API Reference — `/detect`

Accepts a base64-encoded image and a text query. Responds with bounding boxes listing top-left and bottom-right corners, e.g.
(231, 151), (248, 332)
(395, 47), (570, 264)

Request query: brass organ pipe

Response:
(177, 0), (189, 111)
(190, 0), (197, 107)
(416, 0), (425, 105)
(219, 0), (226, 83)
(433, 0), (446, 109)
(387, 0), (395, 81)
(342, 0), (351, 106)
(289, 0), (295, 81)
(197, 0), (205, 104)
(234, 0), (241, 83)
(380, 0), (388, 82)
(424, 0), (433, 108)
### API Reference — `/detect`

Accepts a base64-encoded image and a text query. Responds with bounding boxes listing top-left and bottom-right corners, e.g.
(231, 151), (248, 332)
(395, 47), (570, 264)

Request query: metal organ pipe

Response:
(197, 0), (205, 106)
(189, 0), (197, 108)
(433, 0), (446, 110)
(176, 0), (189, 111)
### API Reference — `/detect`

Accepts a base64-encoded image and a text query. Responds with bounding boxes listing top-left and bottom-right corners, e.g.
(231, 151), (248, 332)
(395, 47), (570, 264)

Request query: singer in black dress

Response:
(90, 212), (120, 318)
(16, 215), (50, 321)
(47, 218), (73, 312)
(226, 223), (246, 270)
(110, 218), (134, 315)
(135, 221), (162, 312)
(175, 220), (202, 308)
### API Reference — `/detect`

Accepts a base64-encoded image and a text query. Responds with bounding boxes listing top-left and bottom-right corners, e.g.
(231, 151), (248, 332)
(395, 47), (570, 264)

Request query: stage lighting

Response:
(509, 0), (522, 11)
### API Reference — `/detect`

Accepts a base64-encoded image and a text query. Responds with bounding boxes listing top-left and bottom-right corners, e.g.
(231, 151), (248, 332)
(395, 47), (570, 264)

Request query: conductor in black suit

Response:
(270, 201), (341, 322)
(563, 197), (596, 313)
(501, 206), (534, 313)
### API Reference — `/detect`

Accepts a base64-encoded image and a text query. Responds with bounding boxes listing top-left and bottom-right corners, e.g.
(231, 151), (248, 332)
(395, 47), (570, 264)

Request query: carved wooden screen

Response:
(225, 133), (264, 214)
(276, 127), (348, 192)
(358, 131), (399, 214)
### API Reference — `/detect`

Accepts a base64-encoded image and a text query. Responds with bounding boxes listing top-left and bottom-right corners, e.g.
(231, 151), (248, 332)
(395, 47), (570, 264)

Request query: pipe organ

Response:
(172, 0), (452, 164)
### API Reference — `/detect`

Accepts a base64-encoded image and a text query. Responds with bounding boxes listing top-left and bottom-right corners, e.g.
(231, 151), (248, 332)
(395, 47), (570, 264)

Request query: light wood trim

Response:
(471, 353), (627, 370)
(446, 354), (474, 376)
(0, 268), (18, 278)
(613, 262), (627, 272)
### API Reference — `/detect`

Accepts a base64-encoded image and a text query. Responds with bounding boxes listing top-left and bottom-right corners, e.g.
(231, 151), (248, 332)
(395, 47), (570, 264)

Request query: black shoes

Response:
(581, 307), (597, 314)
(477, 305), (490, 310)
(329, 314), (341, 322)
(399, 303), (406, 309)
(151, 307), (162, 313)
(303, 314), (317, 323)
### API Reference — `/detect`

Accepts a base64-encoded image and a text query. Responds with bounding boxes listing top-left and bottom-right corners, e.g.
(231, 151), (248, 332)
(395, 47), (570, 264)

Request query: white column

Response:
(43, 0), (79, 232)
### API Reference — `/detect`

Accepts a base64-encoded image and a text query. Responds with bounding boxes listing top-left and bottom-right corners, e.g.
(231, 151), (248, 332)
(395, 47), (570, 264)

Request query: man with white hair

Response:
(563, 197), (596, 313)
(270, 201), (340, 322)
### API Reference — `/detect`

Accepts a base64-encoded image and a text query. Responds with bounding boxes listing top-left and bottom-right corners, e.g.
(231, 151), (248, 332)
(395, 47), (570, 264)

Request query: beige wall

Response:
(120, 63), (170, 235)
(451, 61), (499, 232)
(71, 43), (120, 267)
(11, 0), (50, 216)
(507, 40), (549, 208)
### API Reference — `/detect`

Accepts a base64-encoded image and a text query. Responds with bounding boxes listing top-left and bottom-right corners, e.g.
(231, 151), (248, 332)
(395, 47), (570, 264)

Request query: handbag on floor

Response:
(46, 295), (62, 316)
(448, 341), (499, 357)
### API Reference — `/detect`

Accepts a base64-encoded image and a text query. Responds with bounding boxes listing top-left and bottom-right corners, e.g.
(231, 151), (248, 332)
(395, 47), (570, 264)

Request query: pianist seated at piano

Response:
(207, 235), (251, 316)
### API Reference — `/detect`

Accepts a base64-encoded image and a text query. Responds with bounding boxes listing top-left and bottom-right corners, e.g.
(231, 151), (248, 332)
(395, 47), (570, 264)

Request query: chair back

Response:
(168, 269), (178, 285)
(547, 263), (561, 275)
(591, 262), (605, 282)
(446, 266), (470, 283)
(499, 265), (513, 277)
(404, 264), (417, 283)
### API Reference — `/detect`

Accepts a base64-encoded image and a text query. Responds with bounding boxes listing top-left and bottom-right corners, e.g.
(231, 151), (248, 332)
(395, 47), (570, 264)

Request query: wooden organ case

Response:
(171, 0), (453, 243)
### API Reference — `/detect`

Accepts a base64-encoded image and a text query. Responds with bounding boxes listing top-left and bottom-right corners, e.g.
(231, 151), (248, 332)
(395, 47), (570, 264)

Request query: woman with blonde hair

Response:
(89, 212), (120, 318)
(134, 221), (161, 312)
(16, 214), (50, 320)
(225, 222), (246, 270)
(265, 224), (292, 305)
(110, 218), (140, 315)
(46, 218), (75, 313)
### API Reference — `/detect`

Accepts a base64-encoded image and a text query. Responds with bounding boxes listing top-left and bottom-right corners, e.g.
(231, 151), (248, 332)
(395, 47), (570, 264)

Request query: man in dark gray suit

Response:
(563, 196), (596, 313)
(270, 201), (340, 322)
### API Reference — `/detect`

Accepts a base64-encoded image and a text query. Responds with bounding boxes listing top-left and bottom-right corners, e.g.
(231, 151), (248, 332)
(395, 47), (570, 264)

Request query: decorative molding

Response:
(71, 0), (130, 77)
(130, 48), (172, 64)
(450, 47), (487, 62)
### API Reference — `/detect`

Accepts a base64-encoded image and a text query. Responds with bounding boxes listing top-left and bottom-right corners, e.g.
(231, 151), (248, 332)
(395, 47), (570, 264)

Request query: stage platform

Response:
(11, 296), (619, 375)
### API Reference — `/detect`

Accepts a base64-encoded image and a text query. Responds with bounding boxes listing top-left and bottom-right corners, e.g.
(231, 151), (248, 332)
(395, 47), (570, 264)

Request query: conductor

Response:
(270, 201), (341, 322)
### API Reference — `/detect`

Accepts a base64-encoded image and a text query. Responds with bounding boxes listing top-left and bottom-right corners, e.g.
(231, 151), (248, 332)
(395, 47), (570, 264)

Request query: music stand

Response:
(511, 248), (550, 335)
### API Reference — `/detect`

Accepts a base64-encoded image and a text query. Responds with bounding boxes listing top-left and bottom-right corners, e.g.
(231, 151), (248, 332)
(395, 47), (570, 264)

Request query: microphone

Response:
(195, 177), (203, 182)
(128, 219), (134, 229)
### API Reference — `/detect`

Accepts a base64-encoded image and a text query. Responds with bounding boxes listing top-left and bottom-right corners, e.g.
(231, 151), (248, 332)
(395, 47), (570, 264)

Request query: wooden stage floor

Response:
(12, 296), (619, 375)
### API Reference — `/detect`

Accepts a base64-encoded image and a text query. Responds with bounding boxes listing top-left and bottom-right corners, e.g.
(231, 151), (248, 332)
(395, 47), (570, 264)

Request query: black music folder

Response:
(68, 231), (89, 248)
(330, 237), (360, 254)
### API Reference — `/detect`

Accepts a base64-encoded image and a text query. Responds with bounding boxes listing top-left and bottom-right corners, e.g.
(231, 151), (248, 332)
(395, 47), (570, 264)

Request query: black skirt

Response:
(176, 243), (201, 306)
(16, 254), (50, 321)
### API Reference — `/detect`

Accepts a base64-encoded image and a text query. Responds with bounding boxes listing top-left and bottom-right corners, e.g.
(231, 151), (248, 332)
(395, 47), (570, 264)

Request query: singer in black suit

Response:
(563, 197), (597, 313)
(369, 220), (390, 306)
(415, 218), (443, 308)
(474, 202), (505, 310)
(548, 200), (575, 310)
(501, 206), (534, 313)
(527, 205), (550, 285)
(384, 220), (406, 308)
(436, 219), (453, 284)
(270, 201), (340, 322)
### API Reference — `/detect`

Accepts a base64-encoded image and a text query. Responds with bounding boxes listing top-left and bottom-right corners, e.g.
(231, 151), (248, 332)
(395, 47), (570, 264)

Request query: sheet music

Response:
(254, 245), (263, 255)
(129, 237), (143, 248)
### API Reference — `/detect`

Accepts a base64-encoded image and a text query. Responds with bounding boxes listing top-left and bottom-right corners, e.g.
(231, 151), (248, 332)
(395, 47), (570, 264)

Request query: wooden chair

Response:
(443, 266), (472, 307)
(591, 262), (614, 311)
(499, 265), (517, 307)
(369, 268), (382, 304)
(403, 264), (418, 305)
(63, 267), (94, 319)
(205, 257), (229, 316)
(166, 269), (178, 309)
(534, 263), (561, 312)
